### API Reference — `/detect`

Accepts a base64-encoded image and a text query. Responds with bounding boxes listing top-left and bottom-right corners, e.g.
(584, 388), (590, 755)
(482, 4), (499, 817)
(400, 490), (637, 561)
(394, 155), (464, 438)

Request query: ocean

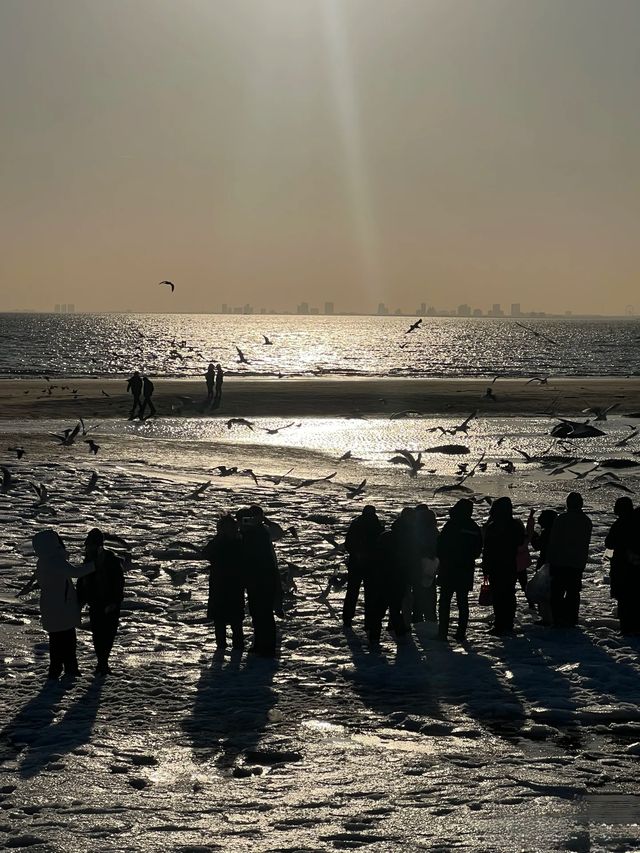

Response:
(1, 312), (638, 379)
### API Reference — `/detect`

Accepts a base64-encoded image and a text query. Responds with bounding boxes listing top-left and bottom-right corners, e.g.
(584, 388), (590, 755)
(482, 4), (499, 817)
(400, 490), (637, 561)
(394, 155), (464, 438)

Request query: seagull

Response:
(388, 449), (424, 477)
(526, 375), (550, 385)
(188, 481), (211, 500)
(8, 446), (25, 459)
(405, 318), (422, 334)
(339, 450), (352, 461)
(239, 469), (259, 486)
(262, 335), (273, 345)
(84, 471), (99, 494)
(235, 346), (250, 365)
(101, 389), (111, 398)
(85, 439), (100, 455)
(484, 388), (497, 402)
(294, 471), (337, 489)
(1, 467), (13, 492)
(79, 418), (100, 436)
(49, 423), (81, 446)
(262, 422), (297, 435)
(566, 464), (599, 480)
(515, 322), (559, 346)
(582, 403), (619, 422)
(159, 280), (175, 292)
(263, 466), (294, 485)
(213, 465), (238, 477)
(226, 418), (254, 431)
(389, 410), (421, 420)
(615, 427), (639, 447)
(448, 411), (477, 435)
(340, 478), (367, 499)
(30, 482), (48, 505)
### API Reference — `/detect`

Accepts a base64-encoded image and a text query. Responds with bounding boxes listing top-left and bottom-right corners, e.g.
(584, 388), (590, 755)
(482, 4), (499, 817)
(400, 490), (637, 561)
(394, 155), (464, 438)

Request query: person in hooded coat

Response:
(547, 492), (593, 627)
(203, 514), (245, 651)
(77, 528), (125, 675)
(343, 505), (384, 627)
(482, 497), (525, 636)
(605, 497), (637, 635)
(437, 499), (483, 641)
(32, 530), (95, 680)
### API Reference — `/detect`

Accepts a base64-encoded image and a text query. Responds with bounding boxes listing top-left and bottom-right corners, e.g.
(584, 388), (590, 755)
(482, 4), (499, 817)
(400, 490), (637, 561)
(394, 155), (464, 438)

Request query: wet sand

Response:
(0, 376), (639, 420)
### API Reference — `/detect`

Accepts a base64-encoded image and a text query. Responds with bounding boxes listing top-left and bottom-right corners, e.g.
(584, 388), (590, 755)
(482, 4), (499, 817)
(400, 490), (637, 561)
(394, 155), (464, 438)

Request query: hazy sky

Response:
(1, 0), (638, 314)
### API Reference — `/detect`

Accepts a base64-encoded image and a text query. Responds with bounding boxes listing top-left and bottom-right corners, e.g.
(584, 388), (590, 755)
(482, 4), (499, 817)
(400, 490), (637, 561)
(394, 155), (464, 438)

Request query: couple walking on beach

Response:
(205, 362), (224, 405)
(126, 371), (156, 420)
(24, 529), (124, 679)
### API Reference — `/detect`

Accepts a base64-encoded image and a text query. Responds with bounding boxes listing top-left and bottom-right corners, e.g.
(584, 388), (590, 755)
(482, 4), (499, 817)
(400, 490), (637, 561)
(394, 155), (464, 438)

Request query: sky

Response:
(0, 0), (638, 315)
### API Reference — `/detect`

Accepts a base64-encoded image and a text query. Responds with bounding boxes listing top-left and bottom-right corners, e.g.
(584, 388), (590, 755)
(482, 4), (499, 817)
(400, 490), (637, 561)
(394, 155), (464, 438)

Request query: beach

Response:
(1, 375), (640, 419)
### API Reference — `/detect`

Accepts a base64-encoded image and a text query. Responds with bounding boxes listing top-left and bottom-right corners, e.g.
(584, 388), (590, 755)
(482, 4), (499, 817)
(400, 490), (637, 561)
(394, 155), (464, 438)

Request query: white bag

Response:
(527, 563), (551, 604)
(422, 556), (439, 585)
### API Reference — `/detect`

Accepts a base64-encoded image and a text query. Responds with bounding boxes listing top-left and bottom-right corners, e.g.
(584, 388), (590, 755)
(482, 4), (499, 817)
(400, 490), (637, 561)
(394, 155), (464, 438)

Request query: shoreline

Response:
(1, 376), (639, 419)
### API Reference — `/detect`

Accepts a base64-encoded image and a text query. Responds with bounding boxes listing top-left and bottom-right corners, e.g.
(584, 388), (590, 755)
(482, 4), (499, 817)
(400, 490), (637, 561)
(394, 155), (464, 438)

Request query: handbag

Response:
(478, 577), (492, 607)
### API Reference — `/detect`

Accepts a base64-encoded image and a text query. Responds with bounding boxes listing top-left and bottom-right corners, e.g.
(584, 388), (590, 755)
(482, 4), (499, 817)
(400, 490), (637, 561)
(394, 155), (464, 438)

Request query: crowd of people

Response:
(343, 492), (640, 648)
(23, 493), (639, 681)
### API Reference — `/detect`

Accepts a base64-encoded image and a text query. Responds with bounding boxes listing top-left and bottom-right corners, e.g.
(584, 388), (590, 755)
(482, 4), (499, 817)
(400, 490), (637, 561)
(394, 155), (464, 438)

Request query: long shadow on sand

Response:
(1, 677), (104, 778)
(184, 651), (279, 772)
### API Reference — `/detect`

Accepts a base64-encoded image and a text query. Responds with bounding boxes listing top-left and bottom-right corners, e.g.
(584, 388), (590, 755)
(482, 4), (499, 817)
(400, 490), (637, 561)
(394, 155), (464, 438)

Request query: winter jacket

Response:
(203, 534), (245, 623)
(482, 519), (525, 582)
(437, 518), (483, 591)
(77, 549), (125, 613)
(345, 514), (384, 572)
(605, 516), (638, 599)
(547, 509), (592, 571)
(241, 524), (282, 610)
(33, 530), (95, 633)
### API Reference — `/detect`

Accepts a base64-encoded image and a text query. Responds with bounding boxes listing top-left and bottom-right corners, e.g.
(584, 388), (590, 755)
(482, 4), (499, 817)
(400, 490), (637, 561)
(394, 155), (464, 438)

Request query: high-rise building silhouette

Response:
(377, 302), (389, 315)
(324, 301), (334, 315)
(297, 302), (309, 315)
(510, 303), (521, 317)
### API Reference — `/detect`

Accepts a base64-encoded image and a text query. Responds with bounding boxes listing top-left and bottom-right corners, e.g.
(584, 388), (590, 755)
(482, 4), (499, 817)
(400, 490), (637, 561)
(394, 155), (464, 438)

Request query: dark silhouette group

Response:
(205, 362), (224, 405)
(126, 371), (156, 420)
(342, 492), (639, 647)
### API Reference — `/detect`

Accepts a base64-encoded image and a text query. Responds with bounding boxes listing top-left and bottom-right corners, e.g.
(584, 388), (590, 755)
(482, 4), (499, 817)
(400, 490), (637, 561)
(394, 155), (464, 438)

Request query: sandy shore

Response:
(0, 376), (639, 419)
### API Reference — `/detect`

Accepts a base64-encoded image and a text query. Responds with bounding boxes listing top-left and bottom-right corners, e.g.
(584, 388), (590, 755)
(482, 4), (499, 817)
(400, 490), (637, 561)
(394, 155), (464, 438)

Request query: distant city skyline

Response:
(2, 1), (639, 315)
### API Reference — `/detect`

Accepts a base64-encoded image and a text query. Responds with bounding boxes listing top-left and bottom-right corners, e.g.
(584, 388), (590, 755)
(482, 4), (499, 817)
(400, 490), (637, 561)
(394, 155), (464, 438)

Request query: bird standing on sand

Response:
(159, 280), (175, 292)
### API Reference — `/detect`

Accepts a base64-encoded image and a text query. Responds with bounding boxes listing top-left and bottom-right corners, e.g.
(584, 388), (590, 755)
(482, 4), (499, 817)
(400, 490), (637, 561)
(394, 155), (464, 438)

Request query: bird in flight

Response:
(50, 423), (81, 446)
(188, 481), (211, 500)
(8, 446), (25, 459)
(159, 280), (175, 292)
(582, 403), (619, 422)
(226, 418), (254, 431)
(615, 427), (639, 447)
(388, 449), (424, 477)
(262, 422), (297, 435)
(341, 478), (367, 499)
(515, 322), (558, 346)
(405, 318), (423, 335)
(84, 471), (99, 494)
(526, 375), (549, 385)
(235, 346), (250, 364)
(85, 439), (100, 455)
(294, 471), (337, 489)
(448, 411), (477, 435)
(263, 335), (273, 345)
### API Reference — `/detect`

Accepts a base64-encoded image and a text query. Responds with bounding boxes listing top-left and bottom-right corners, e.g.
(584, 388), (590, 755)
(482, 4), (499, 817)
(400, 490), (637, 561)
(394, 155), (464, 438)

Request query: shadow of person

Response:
(2, 677), (104, 779)
(184, 650), (279, 773)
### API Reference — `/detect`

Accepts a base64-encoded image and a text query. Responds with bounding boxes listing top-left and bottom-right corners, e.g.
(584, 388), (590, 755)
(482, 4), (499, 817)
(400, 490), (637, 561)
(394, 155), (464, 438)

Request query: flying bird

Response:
(213, 465), (238, 477)
(49, 423), (81, 446)
(235, 346), (250, 365)
(339, 450), (352, 462)
(294, 471), (337, 489)
(526, 375), (550, 385)
(188, 481), (211, 500)
(30, 482), (48, 505)
(8, 446), (25, 459)
(388, 449), (424, 477)
(262, 335), (273, 345)
(340, 478), (367, 499)
(85, 439), (100, 455)
(448, 411), (477, 435)
(581, 403), (619, 422)
(405, 318), (423, 334)
(615, 427), (639, 447)
(226, 418), (254, 431)
(84, 472), (99, 494)
(262, 422), (297, 435)
(159, 280), (175, 292)
(515, 322), (558, 346)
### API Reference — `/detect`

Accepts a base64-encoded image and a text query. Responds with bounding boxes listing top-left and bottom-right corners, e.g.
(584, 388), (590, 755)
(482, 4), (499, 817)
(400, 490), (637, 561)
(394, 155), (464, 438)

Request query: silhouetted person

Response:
(548, 492), (592, 627)
(77, 528), (125, 676)
(239, 505), (282, 657)
(214, 364), (224, 405)
(205, 363), (216, 401)
(482, 497), (525, 636)
(516, 508), (535, 604)
(605, 497), (637, 635)
(530, 508), (558, 625)
(384, 508), (417, 637)
(32, 530), (95, 680)
(437, 499), (482, 642)
(343, 505), (384, 627)
(414, 504), (438, 622)
(138, 375), (157, 419)
(127, 370), (143, 419)
(203, 514), (245, 651)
